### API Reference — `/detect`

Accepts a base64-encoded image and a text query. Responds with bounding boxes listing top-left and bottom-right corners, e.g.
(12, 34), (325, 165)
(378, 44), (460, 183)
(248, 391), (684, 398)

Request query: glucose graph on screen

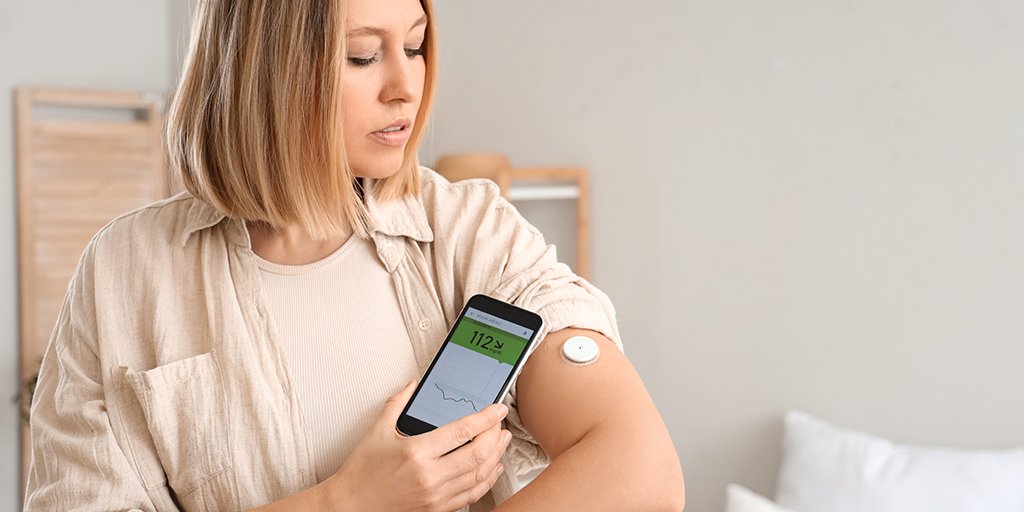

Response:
(434, 382), (481, 411)
(407, 342), (513, 427)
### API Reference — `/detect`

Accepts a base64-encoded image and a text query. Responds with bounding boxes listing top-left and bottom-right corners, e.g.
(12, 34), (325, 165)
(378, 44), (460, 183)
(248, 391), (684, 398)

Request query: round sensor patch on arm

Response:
(561, 335), (600, 365)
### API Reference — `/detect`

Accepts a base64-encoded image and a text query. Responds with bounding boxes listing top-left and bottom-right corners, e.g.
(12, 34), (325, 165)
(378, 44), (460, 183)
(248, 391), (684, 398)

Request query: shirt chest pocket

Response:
(124, 350), (232, 497)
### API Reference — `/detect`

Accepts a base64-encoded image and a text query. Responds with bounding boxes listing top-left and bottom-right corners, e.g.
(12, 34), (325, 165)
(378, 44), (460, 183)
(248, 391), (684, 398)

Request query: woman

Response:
(24, 0), (685, 510)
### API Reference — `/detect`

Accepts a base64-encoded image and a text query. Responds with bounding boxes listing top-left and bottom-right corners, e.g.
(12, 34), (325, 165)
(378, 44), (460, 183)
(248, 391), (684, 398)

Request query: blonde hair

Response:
(166, 0), (437, 239)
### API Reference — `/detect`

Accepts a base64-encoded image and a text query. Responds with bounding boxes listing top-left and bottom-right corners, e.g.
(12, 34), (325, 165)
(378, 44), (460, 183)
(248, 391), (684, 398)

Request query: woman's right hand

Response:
(320, 381), (513, 512)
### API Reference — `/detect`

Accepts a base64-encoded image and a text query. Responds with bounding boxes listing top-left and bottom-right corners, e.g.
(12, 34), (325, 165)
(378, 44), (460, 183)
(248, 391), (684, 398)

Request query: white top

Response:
(256, 234), (420, 481)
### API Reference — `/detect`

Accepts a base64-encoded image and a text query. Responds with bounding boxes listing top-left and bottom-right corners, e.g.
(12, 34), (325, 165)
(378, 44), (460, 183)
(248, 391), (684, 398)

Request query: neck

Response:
(247, 221), (352, 266)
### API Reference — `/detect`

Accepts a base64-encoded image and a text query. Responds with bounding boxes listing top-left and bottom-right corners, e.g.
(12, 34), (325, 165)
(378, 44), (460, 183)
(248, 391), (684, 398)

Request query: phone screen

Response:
(404, 306), (536, 429)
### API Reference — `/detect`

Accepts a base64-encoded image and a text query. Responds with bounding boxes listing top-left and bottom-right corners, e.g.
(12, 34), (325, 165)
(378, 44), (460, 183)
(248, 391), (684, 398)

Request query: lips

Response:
(375, 118), (410, 133)
(371, 118), (413, 147)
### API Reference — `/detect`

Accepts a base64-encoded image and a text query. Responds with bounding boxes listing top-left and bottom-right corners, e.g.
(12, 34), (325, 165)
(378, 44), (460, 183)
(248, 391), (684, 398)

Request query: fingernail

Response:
(497, 404), (509, 417)
(503, 430), (512, 445)
(496, 463), (505, 474)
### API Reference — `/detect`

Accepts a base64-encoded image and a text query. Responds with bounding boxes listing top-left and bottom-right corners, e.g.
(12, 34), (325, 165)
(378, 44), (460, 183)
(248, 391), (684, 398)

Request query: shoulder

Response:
(417, 166), (539, 237)
(60, 193), (207, 308)
(87, 192), (204, 256)
(418, 166), (504, 210)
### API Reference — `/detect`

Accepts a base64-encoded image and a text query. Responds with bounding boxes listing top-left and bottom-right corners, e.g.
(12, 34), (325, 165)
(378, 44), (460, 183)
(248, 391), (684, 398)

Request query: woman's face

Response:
(342, 0), (427, 179)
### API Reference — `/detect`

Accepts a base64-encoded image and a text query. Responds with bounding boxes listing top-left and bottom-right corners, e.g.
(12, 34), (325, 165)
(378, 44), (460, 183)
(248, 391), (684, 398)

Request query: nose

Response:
(380, 49), (421, 105)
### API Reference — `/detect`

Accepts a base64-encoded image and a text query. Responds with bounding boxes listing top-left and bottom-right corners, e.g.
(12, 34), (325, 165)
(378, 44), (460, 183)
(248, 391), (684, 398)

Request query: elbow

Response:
(603, 459), (685, 512)
(630, 475), (684, 512)
(640, 451), (686, 511)
(618, 454), (684, 511)
(613, 428), (685, 511)
(670, 474), (686, 511)
(653, 466), (686, 511)
(673, 464), (686, 511)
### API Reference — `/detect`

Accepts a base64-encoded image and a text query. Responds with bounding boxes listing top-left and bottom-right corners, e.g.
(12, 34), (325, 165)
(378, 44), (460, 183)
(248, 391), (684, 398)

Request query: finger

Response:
(436, 425), (509, 483)
(379, 380), (418, 425)
(439, 428), (510, 494)
(444, 462), (506, 511)
(423, 403), (509, 456)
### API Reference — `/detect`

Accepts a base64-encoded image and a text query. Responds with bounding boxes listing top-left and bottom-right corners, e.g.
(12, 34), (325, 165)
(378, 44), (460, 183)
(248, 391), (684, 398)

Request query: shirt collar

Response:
(179, 194), (228, 247)
(363, 177), (434, 243)
(179, 177), (434, 246)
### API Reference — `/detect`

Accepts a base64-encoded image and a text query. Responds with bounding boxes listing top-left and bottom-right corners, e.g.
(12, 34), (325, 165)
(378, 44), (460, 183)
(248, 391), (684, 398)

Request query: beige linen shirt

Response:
(25, 167), (622, 511)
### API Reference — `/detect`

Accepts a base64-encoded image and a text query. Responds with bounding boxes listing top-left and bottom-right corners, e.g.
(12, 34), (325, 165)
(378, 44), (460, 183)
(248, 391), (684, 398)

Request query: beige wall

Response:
(426, 2), (1024, 511)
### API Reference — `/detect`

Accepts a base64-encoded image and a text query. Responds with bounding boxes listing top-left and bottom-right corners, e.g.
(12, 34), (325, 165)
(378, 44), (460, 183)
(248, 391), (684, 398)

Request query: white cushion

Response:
(776, 410), (1024, 512)
(726, 483), (795, 512)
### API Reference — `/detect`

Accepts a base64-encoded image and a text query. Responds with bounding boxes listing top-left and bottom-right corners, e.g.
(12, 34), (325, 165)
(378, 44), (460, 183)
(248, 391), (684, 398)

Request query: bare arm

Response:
(495, 328), (685, 511)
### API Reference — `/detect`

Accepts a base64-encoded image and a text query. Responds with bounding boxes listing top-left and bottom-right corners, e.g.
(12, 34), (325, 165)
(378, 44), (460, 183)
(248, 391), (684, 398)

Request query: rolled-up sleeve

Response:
(25, 243), (158, 511)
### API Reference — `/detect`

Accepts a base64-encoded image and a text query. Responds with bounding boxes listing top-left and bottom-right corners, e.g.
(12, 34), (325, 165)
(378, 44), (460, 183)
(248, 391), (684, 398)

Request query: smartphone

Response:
(396, 294), (544, 436)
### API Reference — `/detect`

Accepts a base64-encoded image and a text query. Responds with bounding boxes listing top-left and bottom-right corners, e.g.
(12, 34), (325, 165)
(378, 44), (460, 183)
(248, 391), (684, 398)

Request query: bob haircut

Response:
(166, 0), (437, 239)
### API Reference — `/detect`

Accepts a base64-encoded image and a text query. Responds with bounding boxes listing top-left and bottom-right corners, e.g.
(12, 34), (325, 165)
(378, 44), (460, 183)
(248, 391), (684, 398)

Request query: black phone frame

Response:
(395, 294), (543, 436)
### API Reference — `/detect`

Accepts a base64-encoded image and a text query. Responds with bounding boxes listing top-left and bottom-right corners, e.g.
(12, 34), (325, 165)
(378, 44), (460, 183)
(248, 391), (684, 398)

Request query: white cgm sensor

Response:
(561, 335), (600, 365)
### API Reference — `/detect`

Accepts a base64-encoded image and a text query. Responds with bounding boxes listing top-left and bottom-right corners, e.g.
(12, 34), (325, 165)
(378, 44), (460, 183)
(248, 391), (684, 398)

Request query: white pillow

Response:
(776, 410), (1024, 512)
(726, 483), (795, 512)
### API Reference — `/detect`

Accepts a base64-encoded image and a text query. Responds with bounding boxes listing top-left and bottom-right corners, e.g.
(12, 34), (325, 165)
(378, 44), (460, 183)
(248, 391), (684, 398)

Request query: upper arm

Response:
(514, 327), (668, 460)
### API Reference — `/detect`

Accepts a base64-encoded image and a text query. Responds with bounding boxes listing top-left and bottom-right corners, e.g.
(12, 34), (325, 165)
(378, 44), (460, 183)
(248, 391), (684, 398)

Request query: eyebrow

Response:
(347, 14), (428, 38)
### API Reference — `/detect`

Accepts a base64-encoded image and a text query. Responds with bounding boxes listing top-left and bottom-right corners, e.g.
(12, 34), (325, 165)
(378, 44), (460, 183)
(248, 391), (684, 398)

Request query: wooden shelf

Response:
(435, 153), (589, 279)
(506, 184), (580, 201)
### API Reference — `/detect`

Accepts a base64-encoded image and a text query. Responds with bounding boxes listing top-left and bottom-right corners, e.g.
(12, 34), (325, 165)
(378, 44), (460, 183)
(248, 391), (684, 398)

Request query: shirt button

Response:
(385, 242), (397, 252)
(418, 319), (431, 331)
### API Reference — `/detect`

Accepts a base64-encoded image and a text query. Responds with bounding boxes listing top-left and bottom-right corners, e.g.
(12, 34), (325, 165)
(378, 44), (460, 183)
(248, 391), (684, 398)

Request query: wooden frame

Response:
(435, 153), (590, 278)
(15, 86), (167, 495)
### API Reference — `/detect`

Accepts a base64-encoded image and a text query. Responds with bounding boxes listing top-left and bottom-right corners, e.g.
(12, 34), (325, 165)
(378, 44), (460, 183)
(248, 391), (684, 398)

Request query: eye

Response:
(348, 55), (379, 67)
(405, 47), (425, 58)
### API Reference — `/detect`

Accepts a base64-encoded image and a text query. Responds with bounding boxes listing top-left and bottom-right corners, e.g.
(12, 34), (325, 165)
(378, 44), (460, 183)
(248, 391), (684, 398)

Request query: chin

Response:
(350, 158), (406, 180)
(355, 168), (401, 180)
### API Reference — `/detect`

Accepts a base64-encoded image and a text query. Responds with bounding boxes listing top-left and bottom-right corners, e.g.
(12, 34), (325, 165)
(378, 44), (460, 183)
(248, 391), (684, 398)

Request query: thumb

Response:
(380, 380), (418, 424)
